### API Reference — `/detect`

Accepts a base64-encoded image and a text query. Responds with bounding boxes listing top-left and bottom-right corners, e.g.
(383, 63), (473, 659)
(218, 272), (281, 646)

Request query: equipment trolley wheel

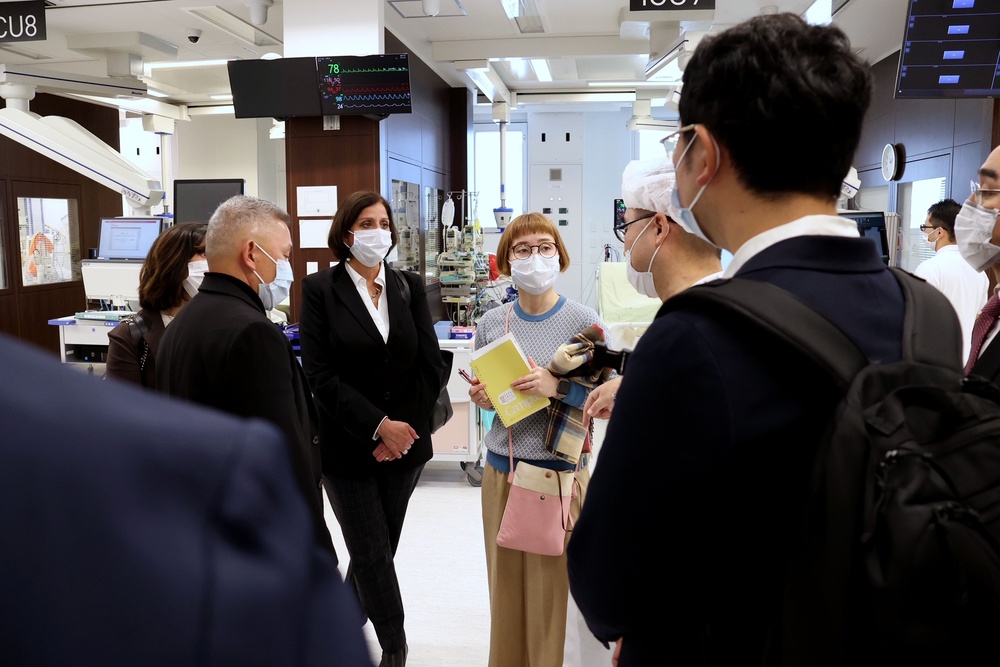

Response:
(460, 460), (483, 487)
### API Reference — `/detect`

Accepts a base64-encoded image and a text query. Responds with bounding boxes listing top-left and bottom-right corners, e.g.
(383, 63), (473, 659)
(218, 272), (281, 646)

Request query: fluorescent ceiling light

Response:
(146, 89), (169, 98)
(188, 105), (235, 116)
(530, 59), (551, 82)
(803, 0), (832, 25)
(588, 80), (669, 88)
(502, 0), (544, 34)
(210, 94), (233, 100)
(146, 59), (231, 71)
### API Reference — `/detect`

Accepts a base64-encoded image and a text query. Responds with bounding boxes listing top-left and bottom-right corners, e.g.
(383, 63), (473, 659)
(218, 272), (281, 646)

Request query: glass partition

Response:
(424, 186), (443, 283)
(17, 196), (81, 286)
(391, 178), (421, 274)
(897, 176), (947, 272)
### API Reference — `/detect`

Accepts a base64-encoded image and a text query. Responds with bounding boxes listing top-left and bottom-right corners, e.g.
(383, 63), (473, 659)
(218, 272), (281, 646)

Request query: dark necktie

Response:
(964, 294), (1000, 375)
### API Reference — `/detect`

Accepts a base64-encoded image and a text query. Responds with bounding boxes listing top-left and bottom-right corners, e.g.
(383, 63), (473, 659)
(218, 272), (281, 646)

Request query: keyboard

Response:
(74, 310), (134, 322)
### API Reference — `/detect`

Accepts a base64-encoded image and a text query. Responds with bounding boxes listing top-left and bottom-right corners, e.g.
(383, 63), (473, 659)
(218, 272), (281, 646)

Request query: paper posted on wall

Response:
(470, 332), (550, 428)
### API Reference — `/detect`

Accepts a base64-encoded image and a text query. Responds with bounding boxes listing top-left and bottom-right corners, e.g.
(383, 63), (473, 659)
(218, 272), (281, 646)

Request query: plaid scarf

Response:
(544, 325), (614, 464)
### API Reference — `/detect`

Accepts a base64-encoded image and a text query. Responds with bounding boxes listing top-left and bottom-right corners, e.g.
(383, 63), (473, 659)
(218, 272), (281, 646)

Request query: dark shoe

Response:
(379, 644), (407, 667)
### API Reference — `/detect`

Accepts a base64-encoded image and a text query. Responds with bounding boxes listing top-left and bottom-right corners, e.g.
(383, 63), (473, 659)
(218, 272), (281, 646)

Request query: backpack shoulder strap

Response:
(664, 278), (867, 390)
(889, 267), (962, 368)
(391, 267), (412, 308)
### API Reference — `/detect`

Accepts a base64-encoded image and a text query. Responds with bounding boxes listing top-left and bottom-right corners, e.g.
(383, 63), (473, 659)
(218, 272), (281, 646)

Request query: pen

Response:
(458, 368), (474, 384)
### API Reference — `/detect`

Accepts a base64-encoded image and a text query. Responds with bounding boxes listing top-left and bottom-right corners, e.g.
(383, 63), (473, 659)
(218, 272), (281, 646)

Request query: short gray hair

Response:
(205, 195), (291, 260)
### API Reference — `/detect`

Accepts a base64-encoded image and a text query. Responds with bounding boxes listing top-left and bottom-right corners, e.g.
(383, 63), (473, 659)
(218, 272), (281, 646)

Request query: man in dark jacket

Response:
(568, 13), (930, 666)
(157, 194), (332, 553)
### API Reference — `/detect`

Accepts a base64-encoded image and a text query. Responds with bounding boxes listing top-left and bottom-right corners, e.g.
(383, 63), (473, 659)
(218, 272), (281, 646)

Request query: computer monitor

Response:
(97, 218), (161, 261)
(173, 178), (246, 225)
(840, 211), (890, 265)
(81, 260), (143, 309)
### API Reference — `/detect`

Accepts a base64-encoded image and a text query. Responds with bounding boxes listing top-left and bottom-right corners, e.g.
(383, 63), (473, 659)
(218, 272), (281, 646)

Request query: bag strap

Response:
(391, 267), (411, 308)
(661, 268), (961, 390)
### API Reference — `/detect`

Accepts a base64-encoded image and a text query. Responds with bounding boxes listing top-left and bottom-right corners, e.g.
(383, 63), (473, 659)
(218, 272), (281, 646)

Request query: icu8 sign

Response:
(629, 0), (716, 9)
(0, 0), (46, 43)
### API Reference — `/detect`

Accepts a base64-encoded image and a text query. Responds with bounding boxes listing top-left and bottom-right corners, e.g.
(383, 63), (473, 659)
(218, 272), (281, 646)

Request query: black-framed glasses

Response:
(918, 225), (936, 232)
(613, 212), (655, 243)
(509, 241), (559, 260)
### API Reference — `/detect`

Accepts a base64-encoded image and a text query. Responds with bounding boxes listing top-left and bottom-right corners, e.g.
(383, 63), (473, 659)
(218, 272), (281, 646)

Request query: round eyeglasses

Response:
(613, 212), (655, 243)
(509, 241), (559, 260)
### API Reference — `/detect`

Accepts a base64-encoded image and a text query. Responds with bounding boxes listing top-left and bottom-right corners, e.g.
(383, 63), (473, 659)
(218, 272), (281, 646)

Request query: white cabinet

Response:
(434, 338), (483, 485)
(49, 316), (115, 377)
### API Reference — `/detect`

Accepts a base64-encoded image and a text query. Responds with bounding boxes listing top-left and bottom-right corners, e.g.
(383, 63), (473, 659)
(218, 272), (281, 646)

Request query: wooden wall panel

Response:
(283, 30), (464, 322)
(0, 94), (124, 354)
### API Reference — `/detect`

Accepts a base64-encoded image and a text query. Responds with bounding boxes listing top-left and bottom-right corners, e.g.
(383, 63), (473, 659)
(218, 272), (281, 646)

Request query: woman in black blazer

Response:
(299, 190), (443, 667)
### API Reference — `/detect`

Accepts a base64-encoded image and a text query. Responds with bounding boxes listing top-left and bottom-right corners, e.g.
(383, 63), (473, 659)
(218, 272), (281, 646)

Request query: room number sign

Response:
(630, 0), (716, 9)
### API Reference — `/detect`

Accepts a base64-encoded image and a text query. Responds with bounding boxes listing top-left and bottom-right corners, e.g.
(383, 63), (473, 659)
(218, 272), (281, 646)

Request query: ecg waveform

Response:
(316, 54), (412, 115)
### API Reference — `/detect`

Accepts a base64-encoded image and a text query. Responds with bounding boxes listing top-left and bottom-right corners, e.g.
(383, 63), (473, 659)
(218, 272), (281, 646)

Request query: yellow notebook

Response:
(470, 332), (551, 428)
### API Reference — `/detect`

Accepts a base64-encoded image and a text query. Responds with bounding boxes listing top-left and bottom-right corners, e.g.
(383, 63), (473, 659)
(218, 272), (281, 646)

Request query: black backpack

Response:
(665, 269), (1000, 665)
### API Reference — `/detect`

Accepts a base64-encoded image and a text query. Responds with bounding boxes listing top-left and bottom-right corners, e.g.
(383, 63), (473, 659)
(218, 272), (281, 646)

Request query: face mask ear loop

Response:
(647, 220), (668, 272)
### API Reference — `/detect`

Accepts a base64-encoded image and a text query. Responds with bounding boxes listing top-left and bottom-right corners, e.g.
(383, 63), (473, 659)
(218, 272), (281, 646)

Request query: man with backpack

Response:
(567, 13), (994, 667)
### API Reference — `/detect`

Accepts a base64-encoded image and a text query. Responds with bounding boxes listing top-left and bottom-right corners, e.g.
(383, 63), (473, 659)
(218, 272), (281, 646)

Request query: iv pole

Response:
(492, 102), (513, 227)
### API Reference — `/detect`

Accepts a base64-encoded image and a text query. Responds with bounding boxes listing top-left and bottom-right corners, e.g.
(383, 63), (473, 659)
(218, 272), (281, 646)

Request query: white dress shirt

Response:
(914, 244), (989, 365)
(344, 259), (389, 343)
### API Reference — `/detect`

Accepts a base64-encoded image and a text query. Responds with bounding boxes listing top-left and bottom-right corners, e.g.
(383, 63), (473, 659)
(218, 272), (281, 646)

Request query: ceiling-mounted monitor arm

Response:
(0, 76), (164, 215)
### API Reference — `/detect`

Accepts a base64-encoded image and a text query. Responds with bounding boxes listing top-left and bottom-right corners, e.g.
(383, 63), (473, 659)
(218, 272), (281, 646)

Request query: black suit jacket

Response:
(568, 235), (917, 666)
(970, 329), (1000, 384)
(299, 262), (443, 479)
(156, 272), (331, 551)
(0, 332), (371, 666)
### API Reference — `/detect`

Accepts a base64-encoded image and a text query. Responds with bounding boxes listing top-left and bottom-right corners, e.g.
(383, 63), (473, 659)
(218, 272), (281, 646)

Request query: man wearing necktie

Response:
(958, 145), (1000, 379)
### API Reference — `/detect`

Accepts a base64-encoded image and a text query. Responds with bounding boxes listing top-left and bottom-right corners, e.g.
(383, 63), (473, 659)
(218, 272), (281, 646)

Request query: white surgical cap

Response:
(621, 156), (680, 221)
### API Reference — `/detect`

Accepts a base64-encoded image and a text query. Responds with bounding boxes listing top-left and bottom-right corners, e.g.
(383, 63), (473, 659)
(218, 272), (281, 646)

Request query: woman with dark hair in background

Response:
(105, 221), (208, 388)
(299, 190), (443, 667)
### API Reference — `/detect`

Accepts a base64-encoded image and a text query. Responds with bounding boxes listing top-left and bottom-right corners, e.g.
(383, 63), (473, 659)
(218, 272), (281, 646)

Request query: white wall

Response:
(174, 115), (272, 200)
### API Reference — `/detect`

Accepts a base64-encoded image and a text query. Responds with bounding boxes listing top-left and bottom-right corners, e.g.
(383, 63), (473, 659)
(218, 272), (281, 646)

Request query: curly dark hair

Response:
(678, 13), (872, 201)
(138, 221), (207, 311)
(327, 191), (397, 262)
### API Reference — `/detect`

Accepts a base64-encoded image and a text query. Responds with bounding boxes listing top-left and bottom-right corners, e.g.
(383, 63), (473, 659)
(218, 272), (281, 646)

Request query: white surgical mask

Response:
(510, 252), (561, 295)
(670, 131), (720, 244)
(625, 219), (662, 299)
(252, 243), (294, 310)
(349, 229), (393, 267)
(923, 228), (938, 251)
(955, 200), (1000, 271)
(183, 259), (208, 299)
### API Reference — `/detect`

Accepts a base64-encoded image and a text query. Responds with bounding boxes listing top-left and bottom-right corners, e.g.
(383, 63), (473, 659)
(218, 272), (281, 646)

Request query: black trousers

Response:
(323, 464), (424, 653)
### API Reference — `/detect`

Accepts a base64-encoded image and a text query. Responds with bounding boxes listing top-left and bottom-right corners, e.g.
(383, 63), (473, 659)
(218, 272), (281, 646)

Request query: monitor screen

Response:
(81, 260), (143, 308)
(316, 54), (412, 116)
(97, 218), (161, 261)
(173, 178), (246, 225)
(840, 211), (890, 265)
(228, 57), (322, 119)
(895, 0), (1000, 99)
(614, 198), (625, 230)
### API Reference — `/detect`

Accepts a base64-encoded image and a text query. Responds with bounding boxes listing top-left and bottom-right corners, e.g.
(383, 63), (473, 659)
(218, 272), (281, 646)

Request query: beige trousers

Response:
(482, 461), (590, 667)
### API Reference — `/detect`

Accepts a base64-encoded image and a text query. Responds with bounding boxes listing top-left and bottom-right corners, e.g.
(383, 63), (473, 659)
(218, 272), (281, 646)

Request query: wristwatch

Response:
(555, 378), (571, 400)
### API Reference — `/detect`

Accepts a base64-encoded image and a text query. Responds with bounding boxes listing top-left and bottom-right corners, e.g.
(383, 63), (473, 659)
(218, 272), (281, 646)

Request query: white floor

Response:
(324, 418), (611, 667)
